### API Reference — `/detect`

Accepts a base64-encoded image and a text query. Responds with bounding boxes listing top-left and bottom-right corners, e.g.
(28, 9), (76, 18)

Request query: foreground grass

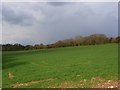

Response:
(0, 51), (2, 88)
(2, 44), (118, 88)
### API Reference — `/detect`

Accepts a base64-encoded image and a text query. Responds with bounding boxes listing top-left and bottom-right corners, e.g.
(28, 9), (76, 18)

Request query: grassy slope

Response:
(0, 51), (2, 88)
(2, 44), (118, 88)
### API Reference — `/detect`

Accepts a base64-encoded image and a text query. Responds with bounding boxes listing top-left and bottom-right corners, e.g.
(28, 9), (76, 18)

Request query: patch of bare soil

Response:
(12, 78), (54, 88)
(91, 77), (104, 82)
(94, 80), (119, 88)
(8, 72), (14, 80)
(58, 81), (77, 88)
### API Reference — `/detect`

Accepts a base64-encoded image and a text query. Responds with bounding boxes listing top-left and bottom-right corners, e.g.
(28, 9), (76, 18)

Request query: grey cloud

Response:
(2, 2), (118, 45)
(119, 2), (120, 36)
(48, 2), (71, 6)
(0, 4), (1, 19)
(2, 5), (34, 26)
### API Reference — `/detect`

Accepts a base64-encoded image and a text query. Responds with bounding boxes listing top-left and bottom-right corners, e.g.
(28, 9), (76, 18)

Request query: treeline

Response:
(1, 34), (120, 51)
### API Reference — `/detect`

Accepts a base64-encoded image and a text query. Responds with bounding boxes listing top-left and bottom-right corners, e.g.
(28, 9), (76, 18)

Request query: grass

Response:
(0, 51), (2, 88)
(2, 44), (118, 88)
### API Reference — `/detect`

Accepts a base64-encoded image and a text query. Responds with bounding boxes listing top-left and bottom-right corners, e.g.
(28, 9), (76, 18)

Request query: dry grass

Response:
(8, 72), (14, 80)
(12, 78), (54, 88)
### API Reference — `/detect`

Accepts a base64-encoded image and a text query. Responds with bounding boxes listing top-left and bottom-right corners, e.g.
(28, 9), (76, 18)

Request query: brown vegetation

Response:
(12, 78), (54, 88)
(2, 34), (120, 51)
(8, 72), (14, 80)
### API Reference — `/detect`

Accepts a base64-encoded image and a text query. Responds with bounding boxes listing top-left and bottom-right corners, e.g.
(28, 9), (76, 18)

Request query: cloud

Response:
(2, 4), (35, 26)
(2, 3), (46, 26)
(2, 2), (118, 45)
(1, 0), (119, 2)
(119, 2), (120, 36)
(47, 2), (71, 6)
(0, 22), (1, 43)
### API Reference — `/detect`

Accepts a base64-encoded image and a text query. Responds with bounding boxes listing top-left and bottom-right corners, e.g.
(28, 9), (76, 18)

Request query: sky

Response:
(1, 2), (118, 45)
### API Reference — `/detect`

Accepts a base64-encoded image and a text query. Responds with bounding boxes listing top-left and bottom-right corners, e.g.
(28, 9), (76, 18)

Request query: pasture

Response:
(2, 44), (118, 88)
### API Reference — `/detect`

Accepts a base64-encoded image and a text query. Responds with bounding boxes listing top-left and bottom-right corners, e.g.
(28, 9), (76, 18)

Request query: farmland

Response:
(2, 44), (118, 88)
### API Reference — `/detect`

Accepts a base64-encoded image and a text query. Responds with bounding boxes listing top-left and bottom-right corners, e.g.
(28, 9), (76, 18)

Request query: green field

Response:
(2, 44), (118, 88)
